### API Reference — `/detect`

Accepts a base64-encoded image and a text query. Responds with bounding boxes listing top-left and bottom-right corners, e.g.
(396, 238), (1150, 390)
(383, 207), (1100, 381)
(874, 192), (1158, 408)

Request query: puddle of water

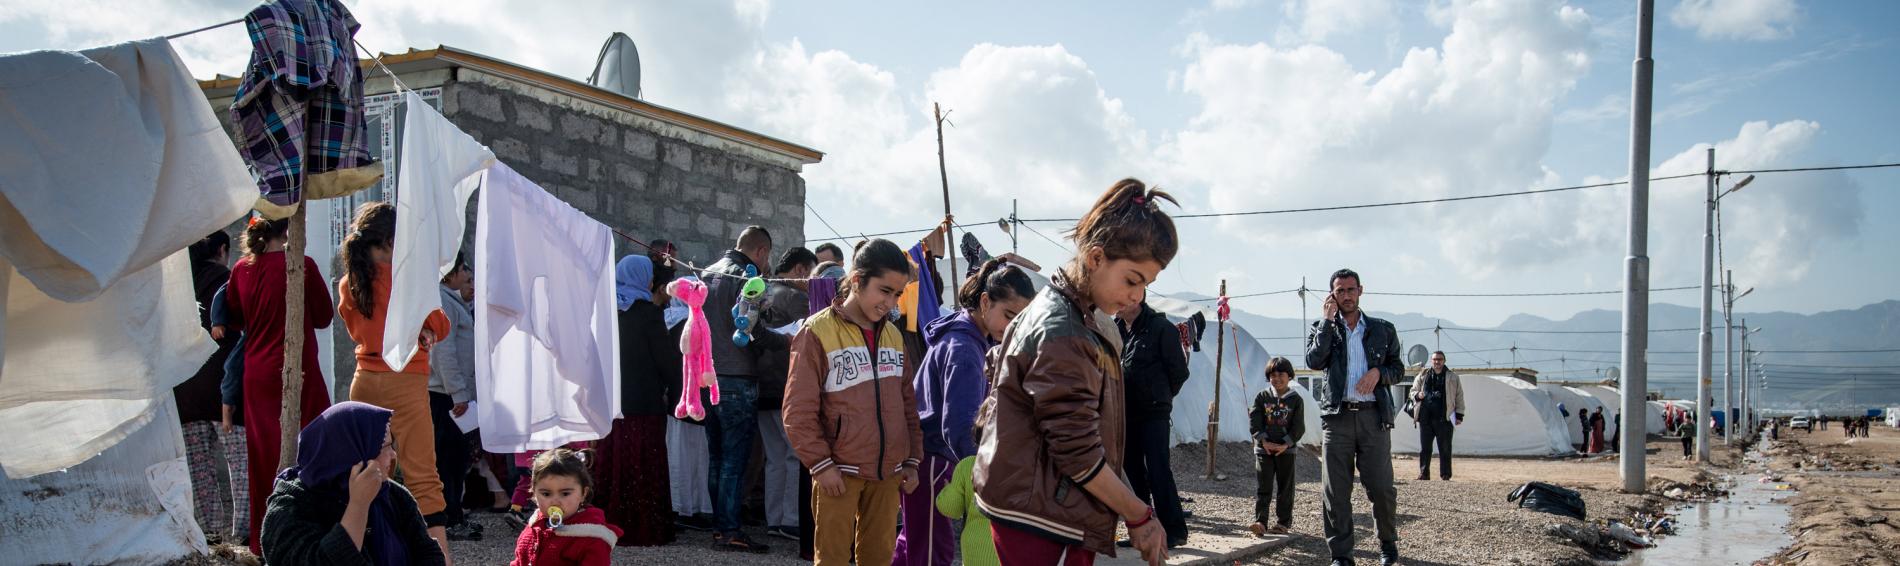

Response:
(1614, 440), (1794, 565)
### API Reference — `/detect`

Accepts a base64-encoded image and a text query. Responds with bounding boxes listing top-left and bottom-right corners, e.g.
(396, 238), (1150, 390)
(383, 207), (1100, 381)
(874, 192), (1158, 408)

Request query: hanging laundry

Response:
(902, 242), (944, 332)
(806, 276), (839, 314)
(0, 39), (254, 303)
(382, 91), (494, 371)
(232, 0), (380, 217)
(0, 252), (212, 478)
(474, 163), (619, 453)
(961, 232), (991, 278)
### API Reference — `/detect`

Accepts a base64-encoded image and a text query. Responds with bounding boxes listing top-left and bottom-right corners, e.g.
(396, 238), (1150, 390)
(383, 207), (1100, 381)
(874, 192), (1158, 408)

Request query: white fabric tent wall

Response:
(1393, 374), (1573, 456)
(1646, 400), (1668, 434)
(1538, 384), (1602, 446)
(1144, 296), (1323, 447)
(0, 402), (205, 563)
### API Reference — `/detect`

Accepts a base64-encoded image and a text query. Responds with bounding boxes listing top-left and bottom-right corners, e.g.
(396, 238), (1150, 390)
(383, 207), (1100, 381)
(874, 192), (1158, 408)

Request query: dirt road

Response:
(1764, 423), (1900, 565)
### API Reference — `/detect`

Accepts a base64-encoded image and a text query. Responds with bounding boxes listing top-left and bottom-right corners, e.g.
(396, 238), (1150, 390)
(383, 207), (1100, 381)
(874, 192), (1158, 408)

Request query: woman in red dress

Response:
(226, 216), (336, 554)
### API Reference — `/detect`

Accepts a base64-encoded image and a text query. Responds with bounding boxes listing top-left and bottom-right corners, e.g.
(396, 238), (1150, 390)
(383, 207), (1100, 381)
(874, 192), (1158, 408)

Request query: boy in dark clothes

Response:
(1249, 356), (1306, 536)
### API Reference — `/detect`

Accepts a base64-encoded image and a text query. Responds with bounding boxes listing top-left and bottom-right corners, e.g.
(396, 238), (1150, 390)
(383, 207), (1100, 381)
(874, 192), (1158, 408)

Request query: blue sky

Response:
(3, 0), (1894, 326)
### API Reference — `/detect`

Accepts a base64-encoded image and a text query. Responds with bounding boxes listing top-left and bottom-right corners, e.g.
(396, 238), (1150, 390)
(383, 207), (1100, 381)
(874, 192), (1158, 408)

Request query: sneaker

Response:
(767, 525), (799, 541)
(713, 532), (770, 554)
(503, 509), (531, 531)
(446, 522), (483, 541)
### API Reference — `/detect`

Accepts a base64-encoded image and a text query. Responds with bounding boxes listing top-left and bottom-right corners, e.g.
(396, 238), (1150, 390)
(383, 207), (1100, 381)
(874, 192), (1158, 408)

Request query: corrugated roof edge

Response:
(198, 45), (824, 165)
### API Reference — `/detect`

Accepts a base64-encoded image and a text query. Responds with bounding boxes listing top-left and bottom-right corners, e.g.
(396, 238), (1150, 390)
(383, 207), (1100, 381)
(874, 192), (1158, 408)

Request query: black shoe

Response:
(1167, 535), (1188, 549)
(1416, 472), (1430, 481)
(1381, 542), (1400, 565)
(1331, 559), (1356, 566)
(713, 532), (770, 554)
(446, 522), (483, 541)
(502, 509), (531, 531)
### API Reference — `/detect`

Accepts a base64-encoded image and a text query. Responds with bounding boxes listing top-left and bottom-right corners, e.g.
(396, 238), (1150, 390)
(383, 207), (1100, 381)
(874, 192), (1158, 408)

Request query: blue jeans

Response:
(704, 376), (760, 535)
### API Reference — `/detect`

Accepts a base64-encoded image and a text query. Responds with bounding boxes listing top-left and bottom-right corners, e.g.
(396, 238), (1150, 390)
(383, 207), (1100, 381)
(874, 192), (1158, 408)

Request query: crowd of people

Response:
(168, 177), (1497, 566)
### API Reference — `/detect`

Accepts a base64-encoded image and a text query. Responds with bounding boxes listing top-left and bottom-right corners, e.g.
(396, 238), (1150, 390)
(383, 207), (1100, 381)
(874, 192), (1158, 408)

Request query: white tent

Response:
(1645, 400), (1668, 434)
(1538, 384), (1600, 446)
(0, 402), (206, 562)
(1145, 296), (1323, 447)
(1393, 374), (1574, 456)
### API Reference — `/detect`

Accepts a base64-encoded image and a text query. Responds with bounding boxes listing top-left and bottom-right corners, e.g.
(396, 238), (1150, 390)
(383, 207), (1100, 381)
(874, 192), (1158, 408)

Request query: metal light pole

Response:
(1619, 0), (1657, 493)
(1697, 148), (1714, 462)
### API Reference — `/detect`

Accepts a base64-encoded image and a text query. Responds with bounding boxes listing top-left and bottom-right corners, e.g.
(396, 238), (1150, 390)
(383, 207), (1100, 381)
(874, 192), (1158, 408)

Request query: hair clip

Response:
(247, 215), (262, 228)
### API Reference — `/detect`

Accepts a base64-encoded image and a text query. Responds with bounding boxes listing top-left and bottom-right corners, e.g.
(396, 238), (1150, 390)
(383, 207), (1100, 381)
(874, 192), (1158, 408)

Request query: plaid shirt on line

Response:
(232, 0), (374, 206)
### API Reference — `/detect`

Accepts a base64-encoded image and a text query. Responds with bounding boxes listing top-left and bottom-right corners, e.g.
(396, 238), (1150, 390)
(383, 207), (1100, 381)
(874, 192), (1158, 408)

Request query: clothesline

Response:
(162, 18), (243, 40)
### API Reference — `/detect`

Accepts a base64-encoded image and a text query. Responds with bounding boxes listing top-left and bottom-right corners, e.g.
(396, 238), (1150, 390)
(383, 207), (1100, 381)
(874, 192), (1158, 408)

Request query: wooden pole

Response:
(1207, 279), (1226, 480)
(934, 102), (957, 298)
(278, 203), (308, 469)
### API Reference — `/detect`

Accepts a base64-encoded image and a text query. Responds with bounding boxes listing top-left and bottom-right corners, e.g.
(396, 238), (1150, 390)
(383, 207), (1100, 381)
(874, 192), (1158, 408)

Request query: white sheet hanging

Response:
(0, 402), (206, 563)
(474, 163), (619, 452)
(0, 252), (210, 478)
(0, 37), (246, 479)
(0, 38), (253, 304)
(382, 90), (494, 371)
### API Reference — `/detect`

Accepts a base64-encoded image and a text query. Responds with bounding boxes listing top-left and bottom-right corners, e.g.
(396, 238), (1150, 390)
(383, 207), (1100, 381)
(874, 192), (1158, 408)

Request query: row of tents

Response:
(1139, 294), (1683, 457)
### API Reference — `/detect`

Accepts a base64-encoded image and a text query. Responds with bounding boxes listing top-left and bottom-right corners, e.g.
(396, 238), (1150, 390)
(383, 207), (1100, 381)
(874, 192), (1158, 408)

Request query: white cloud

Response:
(1163, 0), (1596, 277)
(1279, 0), (1396, 43)
(1557, 93), (1628, 124)
(1647, 120), (1860, 287)
(1211, 0), (1258, 11)
(1670, 0), (1800, 41)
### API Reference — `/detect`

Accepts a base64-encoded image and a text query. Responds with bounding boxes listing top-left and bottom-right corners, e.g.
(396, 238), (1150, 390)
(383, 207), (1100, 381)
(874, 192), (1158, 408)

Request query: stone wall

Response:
(440, 77), (807, 269)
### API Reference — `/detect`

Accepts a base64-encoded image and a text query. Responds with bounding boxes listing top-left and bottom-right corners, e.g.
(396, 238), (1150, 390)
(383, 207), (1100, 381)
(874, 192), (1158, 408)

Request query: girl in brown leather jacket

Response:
(974, 179), (1180, 566)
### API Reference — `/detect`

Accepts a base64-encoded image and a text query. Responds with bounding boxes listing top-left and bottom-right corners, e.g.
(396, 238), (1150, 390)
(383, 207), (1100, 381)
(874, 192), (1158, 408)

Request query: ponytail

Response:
(240, 217), (291, 262)
(1065, 178), (1180, 279)
(339, 202), (396, 317)
(956, 257), (1035, 310)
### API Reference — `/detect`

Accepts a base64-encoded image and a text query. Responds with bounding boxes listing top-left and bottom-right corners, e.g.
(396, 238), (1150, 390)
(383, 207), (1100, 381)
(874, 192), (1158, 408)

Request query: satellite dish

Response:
(1407, 344), (1429, 368)
(1607, 367), (1621, 381)
(588, 32), (641, 99)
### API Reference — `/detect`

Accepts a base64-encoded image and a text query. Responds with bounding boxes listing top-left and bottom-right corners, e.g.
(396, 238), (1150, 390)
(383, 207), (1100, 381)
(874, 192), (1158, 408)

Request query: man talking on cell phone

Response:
(1305, 269), (1403, 566)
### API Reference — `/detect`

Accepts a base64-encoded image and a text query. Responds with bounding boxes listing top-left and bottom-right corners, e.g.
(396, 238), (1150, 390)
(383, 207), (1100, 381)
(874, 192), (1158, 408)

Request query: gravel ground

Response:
(447, 511), (813, 565)
(1162, 442), (1676, 566)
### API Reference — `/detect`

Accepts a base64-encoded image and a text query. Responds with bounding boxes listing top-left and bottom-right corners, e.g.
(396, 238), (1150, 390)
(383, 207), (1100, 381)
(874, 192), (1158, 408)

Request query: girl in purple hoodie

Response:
(893, 257), (1037, 566)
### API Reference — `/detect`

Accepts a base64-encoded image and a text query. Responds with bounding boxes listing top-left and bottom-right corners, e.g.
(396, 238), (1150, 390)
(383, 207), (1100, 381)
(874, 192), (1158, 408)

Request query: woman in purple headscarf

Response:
(260, 401), (447, 565)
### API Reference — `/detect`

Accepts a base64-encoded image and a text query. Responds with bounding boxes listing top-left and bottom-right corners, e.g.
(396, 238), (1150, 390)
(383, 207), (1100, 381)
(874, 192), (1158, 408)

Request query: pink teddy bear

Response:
(669, 278), (720, 420)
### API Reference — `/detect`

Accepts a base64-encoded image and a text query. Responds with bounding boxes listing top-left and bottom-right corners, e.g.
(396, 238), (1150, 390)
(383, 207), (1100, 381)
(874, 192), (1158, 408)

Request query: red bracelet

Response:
(1125, 506), (1156, 529)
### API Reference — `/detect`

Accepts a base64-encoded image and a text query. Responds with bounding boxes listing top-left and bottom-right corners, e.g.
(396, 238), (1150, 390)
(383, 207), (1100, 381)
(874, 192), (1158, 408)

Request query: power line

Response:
(1724, 162), (1900, 175)
(1440, 329), (1493, 366)
(1438, 326), (1699, 335)
(1019, 221), (1068, 250)
(1764, 363), (1900, 369)
(1755, 348), (1900, 354)
(1192, 288), (1302, 303)
(1018, 172), (1706, 223)
(1370, 285), (1699, 298)
(805, 202), (846, 243)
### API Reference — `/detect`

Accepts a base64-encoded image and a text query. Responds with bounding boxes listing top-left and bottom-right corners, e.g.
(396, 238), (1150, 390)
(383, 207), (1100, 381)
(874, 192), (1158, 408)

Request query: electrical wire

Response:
(805, 202), (846, 243)
(1370, 285), (1699, 298)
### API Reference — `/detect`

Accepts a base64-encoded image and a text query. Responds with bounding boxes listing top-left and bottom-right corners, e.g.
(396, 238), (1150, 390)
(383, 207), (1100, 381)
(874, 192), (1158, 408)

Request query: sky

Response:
(4, 0), (1896, 327)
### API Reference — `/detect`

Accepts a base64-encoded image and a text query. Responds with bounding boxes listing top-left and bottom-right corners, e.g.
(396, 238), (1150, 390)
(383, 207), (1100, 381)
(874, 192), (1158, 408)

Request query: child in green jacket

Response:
(935, 455), (998, 566)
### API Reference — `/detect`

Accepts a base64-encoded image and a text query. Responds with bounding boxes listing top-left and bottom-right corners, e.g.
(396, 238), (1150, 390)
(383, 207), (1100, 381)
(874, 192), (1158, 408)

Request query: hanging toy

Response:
(731, 265), (768, 347)
(669, 278), (720, 420)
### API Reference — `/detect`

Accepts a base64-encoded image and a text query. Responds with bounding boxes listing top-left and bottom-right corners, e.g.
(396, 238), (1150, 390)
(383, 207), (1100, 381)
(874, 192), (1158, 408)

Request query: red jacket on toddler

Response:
(510, 505), (622, 566)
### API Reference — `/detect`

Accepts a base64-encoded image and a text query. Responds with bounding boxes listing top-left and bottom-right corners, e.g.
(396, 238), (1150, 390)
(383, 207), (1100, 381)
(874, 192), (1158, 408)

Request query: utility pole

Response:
(1697, 147), (1714, 462)
(1207, 280), (1227, 480)
(933, 102), (958, 302)
(1010, 198), (1019, 254)
(1619, 0), (1656, 493)
(1722, 271), (1733, 444)
(1434, 320), (1442, 352)
(1740, 317), (1751, 437)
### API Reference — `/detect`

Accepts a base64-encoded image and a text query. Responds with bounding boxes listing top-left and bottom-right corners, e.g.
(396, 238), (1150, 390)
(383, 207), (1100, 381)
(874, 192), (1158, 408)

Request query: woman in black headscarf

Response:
(260, 401), (446, 565)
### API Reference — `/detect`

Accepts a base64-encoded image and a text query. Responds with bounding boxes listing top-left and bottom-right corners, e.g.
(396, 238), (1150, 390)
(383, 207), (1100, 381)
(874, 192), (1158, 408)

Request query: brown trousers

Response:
(351, 369), (445, 519)
(813, 474), (902, 566)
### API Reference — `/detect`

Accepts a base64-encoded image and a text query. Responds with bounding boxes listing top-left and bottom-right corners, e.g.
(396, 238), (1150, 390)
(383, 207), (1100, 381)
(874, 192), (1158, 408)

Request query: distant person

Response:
(1410, 351), (1463, 481)
(1578, 408), (1592, 453)
(813, 242), (845, 267)
(1818, 415), (1827, 431)
(1679, 421), (1694, 459)
(178, 231), (248, 543)
(755, 247), (815, 542)
(426, 255), (478, 541)
(1116, 291), (1191, 548)
(1249, 357), (1306, 537)
(1588, 409), (1607, 454)
(1306, 268), (1404, 566)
